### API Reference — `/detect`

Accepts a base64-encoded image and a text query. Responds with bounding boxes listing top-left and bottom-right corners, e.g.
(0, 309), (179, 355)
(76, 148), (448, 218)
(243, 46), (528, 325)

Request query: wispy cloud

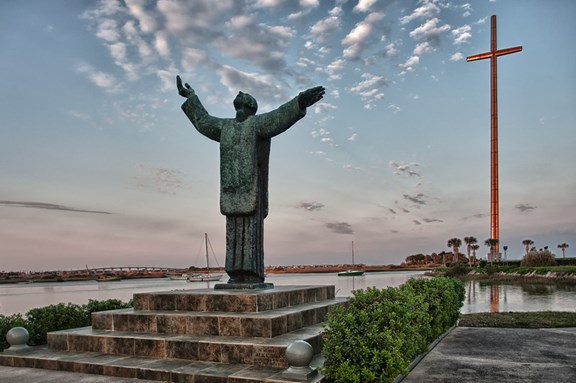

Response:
(450, 52), (464, 61)
(134, 165), (184, 194)
(403, 192), (426, 205)
(452, 25), (472, 45)
(342, 164), (362, 171)
(349, 72), (388, 109)
(76, 62), (122, 93)
(422, 218), (443, 223)
(310, 6), (342, 43)
(400, 1), (440, 25)
(389, 161), (421, 177)
(516, 203), (536, 213)
(66, 110), (90, 120)
(342, 12), (385, 60)
(399, 55), (420, 74)
(325, 222), (354, 235)
(296, 201), (325, 212)
(0, 201), (112, 215)
(462, 213), (487, 220)
(461, 4), (473, 18)
(409, 18), (450, 46)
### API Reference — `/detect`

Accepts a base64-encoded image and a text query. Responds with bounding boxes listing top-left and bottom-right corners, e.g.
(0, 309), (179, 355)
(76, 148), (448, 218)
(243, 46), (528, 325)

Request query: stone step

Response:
(133, 285), (335, 313)
(0, 347), (326, 382)
(48, 323), (326, 368)
(92, 298), (343, 338)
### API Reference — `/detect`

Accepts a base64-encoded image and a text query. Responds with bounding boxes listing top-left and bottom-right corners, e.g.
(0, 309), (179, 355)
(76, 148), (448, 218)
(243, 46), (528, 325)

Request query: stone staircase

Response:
(1, 285), (346, 382)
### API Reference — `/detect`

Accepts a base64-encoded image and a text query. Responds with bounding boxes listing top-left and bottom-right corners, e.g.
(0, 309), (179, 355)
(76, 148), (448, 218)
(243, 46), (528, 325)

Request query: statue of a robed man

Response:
(177, 75), (325, 287)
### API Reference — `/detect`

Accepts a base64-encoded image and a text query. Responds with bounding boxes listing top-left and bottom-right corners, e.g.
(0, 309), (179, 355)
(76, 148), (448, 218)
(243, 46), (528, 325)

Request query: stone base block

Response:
(214, 282), (274, 290)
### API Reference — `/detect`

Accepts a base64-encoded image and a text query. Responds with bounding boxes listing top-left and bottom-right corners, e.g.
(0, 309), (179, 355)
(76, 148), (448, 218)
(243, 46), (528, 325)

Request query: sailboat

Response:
(187, 233), (223, 282)
(338, 240), (365, 277)
(168, 273), (189, 281)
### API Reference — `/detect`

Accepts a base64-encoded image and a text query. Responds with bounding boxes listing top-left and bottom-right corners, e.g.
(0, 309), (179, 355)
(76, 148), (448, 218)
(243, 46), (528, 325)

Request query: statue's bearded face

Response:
(234, 92), (258, 121)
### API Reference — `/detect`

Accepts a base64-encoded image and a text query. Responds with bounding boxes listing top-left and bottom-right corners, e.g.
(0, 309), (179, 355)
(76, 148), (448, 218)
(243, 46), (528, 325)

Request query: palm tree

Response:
(485, 238), (499, 263)
(557, 243), (569, 258)
(463, 236), (478, 265)
(447, 238), (462, 264)
(522, 239), (534, 255)
(471, 244), (480, 264)
(503, 245), (508, 261)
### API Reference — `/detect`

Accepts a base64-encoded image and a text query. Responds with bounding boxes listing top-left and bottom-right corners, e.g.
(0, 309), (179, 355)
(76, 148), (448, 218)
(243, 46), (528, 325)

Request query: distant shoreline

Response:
(0, 264), (438, 284)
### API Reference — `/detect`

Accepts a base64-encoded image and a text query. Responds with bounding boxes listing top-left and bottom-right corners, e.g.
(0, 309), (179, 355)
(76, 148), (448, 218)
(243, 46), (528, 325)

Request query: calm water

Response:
(1, 271), (575, 316)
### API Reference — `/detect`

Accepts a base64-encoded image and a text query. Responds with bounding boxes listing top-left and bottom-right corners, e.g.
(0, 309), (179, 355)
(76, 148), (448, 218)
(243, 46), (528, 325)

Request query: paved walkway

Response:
(1, 327), (575, 382)
(402, 327), (576, 383)
(0, 365), (159, 383)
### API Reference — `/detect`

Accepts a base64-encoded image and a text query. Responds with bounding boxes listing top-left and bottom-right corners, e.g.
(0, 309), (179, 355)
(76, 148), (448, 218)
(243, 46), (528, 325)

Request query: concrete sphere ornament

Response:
(285, 340), (314, 367)
(6, 327), (30, 350)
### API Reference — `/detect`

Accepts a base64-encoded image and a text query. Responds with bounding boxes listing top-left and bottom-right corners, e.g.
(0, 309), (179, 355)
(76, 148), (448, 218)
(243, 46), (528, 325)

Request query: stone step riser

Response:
(47, 332), (323, 368)
(133, 285), (335, 312)
(92, 304), (332, 338)
(0, 351), (326, 382)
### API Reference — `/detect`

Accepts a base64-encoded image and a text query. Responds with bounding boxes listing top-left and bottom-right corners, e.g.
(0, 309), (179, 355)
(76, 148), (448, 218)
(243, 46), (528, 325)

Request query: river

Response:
(1, 271), (575, 316)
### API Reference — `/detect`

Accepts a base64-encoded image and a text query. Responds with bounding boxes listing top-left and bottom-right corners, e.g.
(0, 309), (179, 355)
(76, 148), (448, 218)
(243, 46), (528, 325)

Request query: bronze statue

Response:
(177, 75), (325, 287)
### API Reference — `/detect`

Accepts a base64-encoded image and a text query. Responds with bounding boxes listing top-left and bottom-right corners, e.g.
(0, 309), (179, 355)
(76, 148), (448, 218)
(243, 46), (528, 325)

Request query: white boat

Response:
(188, 233), (223, 283)
(168, 274), (189, 281)
(338, 240), (365, 277)
(187, 273), (222, 282)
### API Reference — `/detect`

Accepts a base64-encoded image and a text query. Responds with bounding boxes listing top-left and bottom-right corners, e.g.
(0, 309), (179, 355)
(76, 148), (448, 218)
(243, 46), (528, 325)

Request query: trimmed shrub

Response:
(322, 277), (465, 383)
(556, 258), (576, 266)
(522, 250), (556, 267)
(403, 277), (465, 342)
(499, 260), (522, 267)
(25, 303), (89, 345)
(1, 299), (132, 349)
(84, 298), (132, 317)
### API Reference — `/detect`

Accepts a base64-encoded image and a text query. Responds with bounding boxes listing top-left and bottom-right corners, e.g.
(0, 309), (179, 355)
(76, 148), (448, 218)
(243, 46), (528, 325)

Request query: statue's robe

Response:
(181, 94), (306, 282)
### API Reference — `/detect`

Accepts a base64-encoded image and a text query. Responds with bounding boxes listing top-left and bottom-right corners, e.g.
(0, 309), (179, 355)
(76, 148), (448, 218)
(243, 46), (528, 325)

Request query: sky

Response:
(1, 0), (574, 272)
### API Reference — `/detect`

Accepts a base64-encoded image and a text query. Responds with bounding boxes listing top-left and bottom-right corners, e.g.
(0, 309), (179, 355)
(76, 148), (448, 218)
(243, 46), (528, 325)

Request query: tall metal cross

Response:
(467, 15), (522, 258)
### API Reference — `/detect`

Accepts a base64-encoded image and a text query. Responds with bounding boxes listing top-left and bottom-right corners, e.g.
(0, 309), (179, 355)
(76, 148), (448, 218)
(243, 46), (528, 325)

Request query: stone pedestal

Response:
(214, 282), (274, 290)
(0, 285), (345, 382)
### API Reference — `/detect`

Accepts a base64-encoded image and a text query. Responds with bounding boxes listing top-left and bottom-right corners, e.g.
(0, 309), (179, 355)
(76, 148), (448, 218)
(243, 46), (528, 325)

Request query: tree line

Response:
(405, 237), (570, 265)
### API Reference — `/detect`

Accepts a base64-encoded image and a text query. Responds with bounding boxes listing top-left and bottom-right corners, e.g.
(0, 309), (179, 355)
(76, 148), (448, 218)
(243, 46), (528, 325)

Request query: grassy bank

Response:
(429, 263), (576, 284)
(459, 311), (576, 328)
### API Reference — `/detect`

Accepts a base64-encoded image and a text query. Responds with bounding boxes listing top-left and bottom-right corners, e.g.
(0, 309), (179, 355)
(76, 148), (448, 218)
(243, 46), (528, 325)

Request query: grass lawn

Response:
(459, 311), (576, 328)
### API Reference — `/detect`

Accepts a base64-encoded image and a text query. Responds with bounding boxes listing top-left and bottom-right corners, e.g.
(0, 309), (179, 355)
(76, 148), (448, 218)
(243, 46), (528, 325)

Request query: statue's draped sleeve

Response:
(181, 94), (222, 142)
(255, 96), (306, 139)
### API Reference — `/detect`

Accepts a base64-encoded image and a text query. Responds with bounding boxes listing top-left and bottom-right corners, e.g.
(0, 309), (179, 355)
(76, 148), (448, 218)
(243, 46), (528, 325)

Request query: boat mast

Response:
(205, 233), (210, 275)
(352, 241), (355, 268)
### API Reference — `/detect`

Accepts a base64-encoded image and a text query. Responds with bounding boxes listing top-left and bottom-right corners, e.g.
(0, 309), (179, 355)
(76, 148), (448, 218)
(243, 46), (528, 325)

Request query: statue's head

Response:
(233, 91), (258, 121)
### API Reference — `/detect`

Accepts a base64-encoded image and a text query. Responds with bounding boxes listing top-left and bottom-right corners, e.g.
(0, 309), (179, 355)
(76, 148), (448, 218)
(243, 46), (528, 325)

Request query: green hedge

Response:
(556, 258), (576, 266)
(321, 277), (465, 383)
(0, 299), (132, 351)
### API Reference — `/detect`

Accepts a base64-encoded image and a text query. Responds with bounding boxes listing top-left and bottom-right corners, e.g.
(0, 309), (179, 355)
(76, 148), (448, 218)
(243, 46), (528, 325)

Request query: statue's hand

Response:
(176, 75), (195, 98)
(298, 86), (325, 109)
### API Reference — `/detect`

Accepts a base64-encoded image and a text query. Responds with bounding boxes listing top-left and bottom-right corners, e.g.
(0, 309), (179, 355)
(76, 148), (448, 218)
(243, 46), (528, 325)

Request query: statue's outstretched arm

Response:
(257, 86), (325, 138)
(177, 75), (221, 142)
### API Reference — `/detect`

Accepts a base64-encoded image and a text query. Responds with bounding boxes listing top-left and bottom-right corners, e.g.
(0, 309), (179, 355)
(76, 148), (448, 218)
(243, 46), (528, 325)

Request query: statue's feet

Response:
(215, 273), (272, 290)
(228, 275), (264, 284)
